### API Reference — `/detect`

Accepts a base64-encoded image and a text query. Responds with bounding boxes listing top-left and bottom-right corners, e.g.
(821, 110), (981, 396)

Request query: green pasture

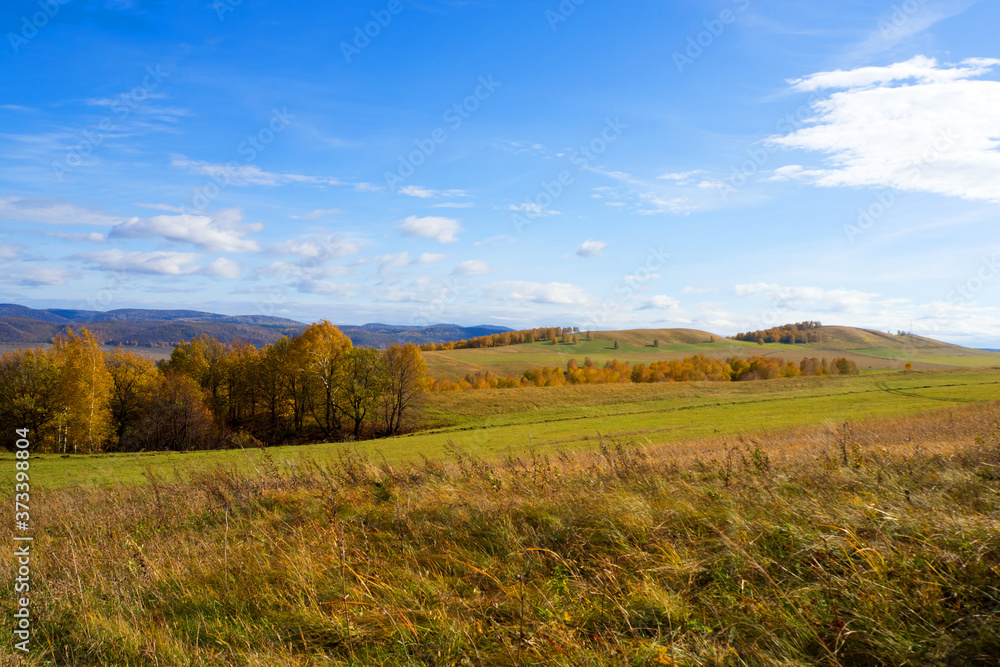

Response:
(4, 367), (999, 490)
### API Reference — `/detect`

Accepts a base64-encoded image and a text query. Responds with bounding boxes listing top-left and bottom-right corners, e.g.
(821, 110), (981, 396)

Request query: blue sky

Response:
(1, 0), (998, 345)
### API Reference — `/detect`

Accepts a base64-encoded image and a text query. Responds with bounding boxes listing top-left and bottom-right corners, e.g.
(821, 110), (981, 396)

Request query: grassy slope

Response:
(6, 368), (1000, 490)
(423, 326), (1000, 380)
(5, 402), (999, 665)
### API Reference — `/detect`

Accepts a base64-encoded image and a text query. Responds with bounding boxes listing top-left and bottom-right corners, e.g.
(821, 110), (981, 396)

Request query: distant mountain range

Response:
(0, 304), (512, 349)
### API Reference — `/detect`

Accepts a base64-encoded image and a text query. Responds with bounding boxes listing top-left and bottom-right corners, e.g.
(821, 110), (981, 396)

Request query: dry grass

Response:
(3, 402), (1000, 665)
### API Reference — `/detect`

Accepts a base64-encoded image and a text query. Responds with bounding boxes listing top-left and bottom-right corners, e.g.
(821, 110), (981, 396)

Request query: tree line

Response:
(427, 354), (859, 391)
(729, 321), (824, 344)
(419, 326), (586, 351)
(0, 322), (427, 453)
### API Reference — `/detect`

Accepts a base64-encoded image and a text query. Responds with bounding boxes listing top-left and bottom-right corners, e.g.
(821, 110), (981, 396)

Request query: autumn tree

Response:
(338, 347), (387, 439)
(106, 349), (158, 451)
(135, 372), (217, 451)
(380, 343), (427, 435)
(0, 348), (61, 451)
(53, 328), (112, 453)
(299, 320), (353, 439)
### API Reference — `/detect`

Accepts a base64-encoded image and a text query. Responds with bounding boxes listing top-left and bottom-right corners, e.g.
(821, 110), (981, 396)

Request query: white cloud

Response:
(0, 197), (123, 226)
(44, 232), (106, 242)
(271, 235), (364, 259)
(20, 267), (75, 287)
(171, 157), (361, 189)
(77, 249), (203, 275)
(203, 257), (242, 280)
(399, 185), (469, 199)
(682, 286), (718, 294)
(787, 55), (998, 91)
(134, 202), (187, 213)
(292, 208), (341, 220)
(0, 243), (22, 261)
(452, 260), (495, 276)
(576, 240), (607, 258)
(491, 281), (591, 305)
(771, 56), (1000, 203)
(474, 235), (512, 247)
(641, 295), (680, 310)
(377, 252), (412, 274)
(397, 215), (462, 243)
(110, 209), (261, 252)
(256, 262), (349, 281)
(657, 170), (704, 181)
(734, 283), (885, 313)
(433, 202), (475, 209)
(417, 252), (447, 263)
(508, 203), (560, 216)
(493, 140), (546, 156)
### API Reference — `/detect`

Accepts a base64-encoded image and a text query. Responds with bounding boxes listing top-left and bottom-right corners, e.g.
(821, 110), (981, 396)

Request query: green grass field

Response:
(423, 327), (1000, 380)
(6, 367), (999, 490)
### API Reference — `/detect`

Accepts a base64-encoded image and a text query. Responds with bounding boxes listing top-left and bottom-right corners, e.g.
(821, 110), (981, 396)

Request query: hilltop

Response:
(0, 304), (511, 350)
(422, 325), (1000, 380)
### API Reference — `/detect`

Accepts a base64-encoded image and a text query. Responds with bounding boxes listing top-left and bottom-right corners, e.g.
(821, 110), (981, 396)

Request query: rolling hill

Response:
(422, 325), (1000, 380)
(0, 304), (511, 350)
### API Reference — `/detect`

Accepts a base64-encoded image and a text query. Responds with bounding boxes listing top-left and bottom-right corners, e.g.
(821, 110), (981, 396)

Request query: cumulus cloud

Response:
(77, 249), (203, 275)
(770, 56), (1000, 202)
(576, 240), (607, 258)
(271, 235), (364, 259)
(110, 209), (261, 252)
(641, 295), (680, 310)
(452, 260), (495, 276)
(0, 197), (123, 226)
(491, 281), (591, 305)
(20, 267), (75, 286)
(397, 215), (462, 243)
(203, 257), (242, 280)
(734, 283), (886, 313)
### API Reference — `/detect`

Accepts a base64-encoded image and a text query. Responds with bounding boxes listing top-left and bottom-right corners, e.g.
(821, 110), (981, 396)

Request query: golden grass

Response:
(3, 401), (999, 665)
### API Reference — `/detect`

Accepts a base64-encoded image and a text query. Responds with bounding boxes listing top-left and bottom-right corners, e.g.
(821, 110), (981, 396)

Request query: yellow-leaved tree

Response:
(298, 320), (353, 439)
(380, 343), (427, 435)
(106, 348), (159, 451)
(53, 328), (112, 453)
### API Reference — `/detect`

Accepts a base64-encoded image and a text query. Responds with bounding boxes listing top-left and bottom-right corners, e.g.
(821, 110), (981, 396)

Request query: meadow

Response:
(3, 366), (1000, 665)
(422, 328), (1000, 380)
(4, 368), (999, 489)
(1, 393), (998, 665)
